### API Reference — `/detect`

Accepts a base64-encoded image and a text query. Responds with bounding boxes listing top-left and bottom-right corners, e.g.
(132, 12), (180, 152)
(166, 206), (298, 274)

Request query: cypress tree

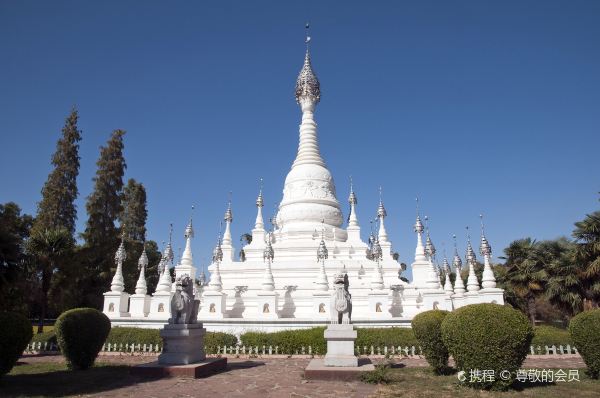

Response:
(120, 179), (147, 242)
(81, 130), (126, 304)
(119, 178), (149, 289)
(32, 107), (82, 237)
(82, 130), (127, 248)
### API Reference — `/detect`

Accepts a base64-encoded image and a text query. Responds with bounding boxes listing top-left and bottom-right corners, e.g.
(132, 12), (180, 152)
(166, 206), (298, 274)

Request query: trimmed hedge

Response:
(0, 312), (33, 376)
(412, 310), (450, 374)
(106, 327), (161, 346)
(569, 309), (600, 379)
(204, 331), (238, 354)
(241, 327), (326, 355)
(55, 308), (111, 370)
(356, 327), (418, 349)
(531, 325), (572, 347)
(240, 327), (418, 356)
(442, 303), (533, 390)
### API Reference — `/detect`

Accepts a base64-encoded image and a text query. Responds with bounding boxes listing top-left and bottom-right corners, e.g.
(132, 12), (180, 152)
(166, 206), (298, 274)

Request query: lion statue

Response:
(170, 275), (199, 324)
(331, 272), (352, 324)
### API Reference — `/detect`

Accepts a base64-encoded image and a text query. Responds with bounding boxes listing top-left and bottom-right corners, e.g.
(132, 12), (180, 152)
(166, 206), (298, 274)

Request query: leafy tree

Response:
(80, 130), (126, 307)
(240, 233), (252, 245)
(0, 203), (34, 313)
(31, 108), (82, 237)
(27, 228), (73, 333)
(573, 208), (600, 309)
(120, 179), (147, 242)
(500, 238), (547, 324)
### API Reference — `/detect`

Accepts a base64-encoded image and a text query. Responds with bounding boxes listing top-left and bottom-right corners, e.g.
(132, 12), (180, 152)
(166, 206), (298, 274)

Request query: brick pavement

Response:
(16, 354), (586, 398)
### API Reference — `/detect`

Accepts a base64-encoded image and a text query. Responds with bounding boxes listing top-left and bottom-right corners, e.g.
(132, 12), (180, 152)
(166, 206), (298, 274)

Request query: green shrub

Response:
(106, 327), (161, 347)
(412, 310), (450, 374)
(0, 312), (32, 376)
(241, 327), (326, 355)
(569, 309), (600, 379)
(532, 325), (572, 347)
(55, 308), (111, 370)
(30, 330), (57, 345)
(356, 327), (418, 349)
(441, 303), (533, 390)
(204, 331), (238, 354)
(360, 361), (393, 384)
(239, 327), (418, 356)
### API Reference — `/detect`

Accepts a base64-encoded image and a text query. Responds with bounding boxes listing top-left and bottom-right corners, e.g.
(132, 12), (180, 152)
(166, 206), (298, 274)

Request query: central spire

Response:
(276, 26), (344, 240)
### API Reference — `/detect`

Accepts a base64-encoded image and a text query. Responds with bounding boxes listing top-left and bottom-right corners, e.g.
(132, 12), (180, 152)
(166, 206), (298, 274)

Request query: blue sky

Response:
(1, 1), (599, 276)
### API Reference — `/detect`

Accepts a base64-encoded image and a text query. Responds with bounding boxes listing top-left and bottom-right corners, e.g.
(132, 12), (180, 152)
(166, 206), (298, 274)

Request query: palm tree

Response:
(572, 210), (600, 309)
(542, 238), (583, 317)
(500, 238), (547, 324)
(28, 228), (72, 333)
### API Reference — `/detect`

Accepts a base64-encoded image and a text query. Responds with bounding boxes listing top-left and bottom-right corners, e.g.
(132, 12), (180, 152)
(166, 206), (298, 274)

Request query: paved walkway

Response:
(15, 354), (586, 398)
(18, 355), (376, 398)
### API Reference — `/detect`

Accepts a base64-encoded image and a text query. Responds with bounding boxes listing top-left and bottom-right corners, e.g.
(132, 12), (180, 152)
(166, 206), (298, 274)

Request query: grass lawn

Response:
(374, 367), (600, 398)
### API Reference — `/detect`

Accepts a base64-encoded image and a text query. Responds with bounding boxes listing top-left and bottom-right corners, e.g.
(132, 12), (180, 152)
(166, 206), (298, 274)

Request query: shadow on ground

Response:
(1, 365), (150, 397)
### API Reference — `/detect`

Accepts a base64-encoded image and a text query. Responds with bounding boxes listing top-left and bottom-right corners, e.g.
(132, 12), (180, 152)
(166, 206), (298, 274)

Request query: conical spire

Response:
(442, 255), (454, 294)
(377, 187), (389, 243)
(181, 207), (195, 269)
(110, 233), (126, 292)
(347, 177), (361, 242)
(465, 226), (480, 292)
(479, 214), (492, 257)
(423, 216), (441, 289)
(262, 232), (275, 291)
(479, 214), (497, 289)
(135, 242), (148, 295)
(348, 177), (357, 206)
(157, 229), (175, 293)
(414, 198), (427, 262)
(164, 224), (174, 265)
(424, 217), (436, 261)
(295, 24), (320, 105)
(208, 235), (224, 292)
(255, 179), (265, 231)
(452, 234), (465, 295)
(222, 194), (235, 260)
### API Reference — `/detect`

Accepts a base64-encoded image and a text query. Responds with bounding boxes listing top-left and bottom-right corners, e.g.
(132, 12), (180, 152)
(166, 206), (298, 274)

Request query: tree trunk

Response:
(37, 265), (51, 334)
(527, 296), (537, 325)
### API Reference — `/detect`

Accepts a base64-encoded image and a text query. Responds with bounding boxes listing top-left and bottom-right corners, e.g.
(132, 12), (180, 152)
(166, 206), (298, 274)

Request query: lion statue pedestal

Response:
(158, 275), (205, 365)
(323, 273), (358, 367)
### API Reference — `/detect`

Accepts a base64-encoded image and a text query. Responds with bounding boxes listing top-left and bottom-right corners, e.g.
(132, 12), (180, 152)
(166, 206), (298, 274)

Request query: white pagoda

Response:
(104, 36), (504, 333)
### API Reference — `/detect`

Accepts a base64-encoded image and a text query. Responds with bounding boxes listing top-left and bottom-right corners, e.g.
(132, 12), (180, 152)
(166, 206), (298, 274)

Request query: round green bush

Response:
(569, 309), (600, 379)
(55, 308), (111, 370)
(441, 303), (533, 390)
(412, 310), (450, 374)
(0, 312), (33, 376)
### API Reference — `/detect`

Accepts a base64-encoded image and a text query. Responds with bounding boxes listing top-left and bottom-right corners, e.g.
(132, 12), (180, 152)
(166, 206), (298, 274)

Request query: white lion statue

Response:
(331, 272), (352, 324)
